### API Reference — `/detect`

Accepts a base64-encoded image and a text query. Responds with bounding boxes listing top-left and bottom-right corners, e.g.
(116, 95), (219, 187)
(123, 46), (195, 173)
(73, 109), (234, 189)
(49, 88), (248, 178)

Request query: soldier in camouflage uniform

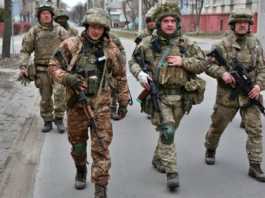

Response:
(85, 8), (128, 120)
(130, 2), (206, 191)
(48, 9), (129, 198)
(134, 6), (156, 45)
(19, 2), (68, 133)
(54, 9), (78, 36)
(205, 9), (265, 182)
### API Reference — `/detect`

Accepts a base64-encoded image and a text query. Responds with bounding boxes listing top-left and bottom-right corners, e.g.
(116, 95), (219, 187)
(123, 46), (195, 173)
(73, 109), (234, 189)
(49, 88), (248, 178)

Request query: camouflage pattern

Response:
(135, 6), (157, 45)
(36, 2), (55, 17)
(54, 9), (78, 37)
(20, 22), (68, 121)
(130, 27), (206, 173)
(152, 2), (181, 24)
(48, 29), (129, 185)
(228, 8), (254, 25)
(135, 28), (154, 46)
(81, 12), (111, 30)
(205, 30), (265, 163)
(108, 32), (126, 115)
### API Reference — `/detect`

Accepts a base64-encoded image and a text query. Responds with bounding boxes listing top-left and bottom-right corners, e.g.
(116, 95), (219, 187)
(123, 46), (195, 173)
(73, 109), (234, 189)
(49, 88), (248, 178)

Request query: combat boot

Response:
(152, 158), (166, 173)
(248, 162), (265, 182)
(41, 121), (52, 133)
(95, 184), (107, 198)
(205, 149), (216, 165)
(54, 118), (65, 133)
(75, 165), (87, 189)
(166, 173), (179, 191)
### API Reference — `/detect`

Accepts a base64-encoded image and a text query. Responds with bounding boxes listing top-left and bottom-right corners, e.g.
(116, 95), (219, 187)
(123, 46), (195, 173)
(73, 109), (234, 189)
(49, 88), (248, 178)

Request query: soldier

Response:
(19, 2), (68, 133)
(48, 9), (129, 198)
(54, 9), (78, 36)
(205, 9), (265, 182)
(134, 6), (156, 45)
(129, 2), (206, 191)
(85, 8), (128, 120)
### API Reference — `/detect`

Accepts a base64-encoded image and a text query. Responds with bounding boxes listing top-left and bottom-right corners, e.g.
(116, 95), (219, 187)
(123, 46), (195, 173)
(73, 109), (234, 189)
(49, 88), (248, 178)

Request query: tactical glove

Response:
(64, 74), (82, 90)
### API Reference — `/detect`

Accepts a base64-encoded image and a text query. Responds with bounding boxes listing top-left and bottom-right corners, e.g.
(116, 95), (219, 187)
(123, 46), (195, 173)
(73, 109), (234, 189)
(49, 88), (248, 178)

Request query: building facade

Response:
(180, 0), (258, 33)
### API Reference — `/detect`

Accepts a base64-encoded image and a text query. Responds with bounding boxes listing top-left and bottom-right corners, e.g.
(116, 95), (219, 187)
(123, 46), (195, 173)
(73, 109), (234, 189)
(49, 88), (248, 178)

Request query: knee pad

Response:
(72, 143), (87, 156)
(159, 123), (176, 145)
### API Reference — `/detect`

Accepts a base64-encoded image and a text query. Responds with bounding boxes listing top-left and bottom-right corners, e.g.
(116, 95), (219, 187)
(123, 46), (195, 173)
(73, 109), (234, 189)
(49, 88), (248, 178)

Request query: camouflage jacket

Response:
(108, 32), (126, 88)
(206, 32), (265, 107)
(48, 34), (129, 108)
(20, 22), (69, 67)
(130, 30), (206, 91)
(65, 25), (78, 37)
(134, 28), (153, 45)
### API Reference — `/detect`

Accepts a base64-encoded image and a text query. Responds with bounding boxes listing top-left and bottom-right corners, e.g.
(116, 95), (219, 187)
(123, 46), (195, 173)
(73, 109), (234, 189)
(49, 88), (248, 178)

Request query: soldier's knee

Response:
(72, 143), (87, 156)
(159, 123), (176, 145)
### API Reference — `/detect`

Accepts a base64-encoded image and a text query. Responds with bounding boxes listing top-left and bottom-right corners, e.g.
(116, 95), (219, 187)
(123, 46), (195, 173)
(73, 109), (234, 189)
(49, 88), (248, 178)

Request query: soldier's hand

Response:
(19, 66), (28, 78)
(112, 105), (127, 121)
(166, 56), (182, 67)
(249, 84), (261, 100)
(222, 72), (235, 85)
(138, 71), (151, 90)
(64, 74), (84, 90)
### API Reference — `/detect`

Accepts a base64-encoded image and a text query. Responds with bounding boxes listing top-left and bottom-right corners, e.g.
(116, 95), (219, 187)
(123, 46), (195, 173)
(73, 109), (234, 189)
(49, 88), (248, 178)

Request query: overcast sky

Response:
(61, 0), (87, 8)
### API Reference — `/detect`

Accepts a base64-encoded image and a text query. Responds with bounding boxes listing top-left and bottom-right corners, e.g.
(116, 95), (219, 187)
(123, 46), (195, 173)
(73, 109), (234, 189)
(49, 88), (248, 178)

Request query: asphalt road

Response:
(33, 37), (265, 198)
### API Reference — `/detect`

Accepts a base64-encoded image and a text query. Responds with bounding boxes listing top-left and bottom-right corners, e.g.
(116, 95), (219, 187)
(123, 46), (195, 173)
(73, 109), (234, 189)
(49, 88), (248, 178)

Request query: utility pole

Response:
(138, 0), (142, 33)
(258, 0), (265, 49)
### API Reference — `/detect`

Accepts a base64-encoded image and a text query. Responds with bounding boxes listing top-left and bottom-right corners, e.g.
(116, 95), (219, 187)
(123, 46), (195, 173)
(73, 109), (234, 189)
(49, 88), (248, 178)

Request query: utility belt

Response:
(159, 86), (183, 96)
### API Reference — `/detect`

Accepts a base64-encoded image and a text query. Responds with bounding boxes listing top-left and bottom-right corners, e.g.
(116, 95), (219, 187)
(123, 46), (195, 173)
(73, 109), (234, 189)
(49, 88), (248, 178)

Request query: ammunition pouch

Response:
(184, 76), (206, 105)
(140, 94), (153, 115)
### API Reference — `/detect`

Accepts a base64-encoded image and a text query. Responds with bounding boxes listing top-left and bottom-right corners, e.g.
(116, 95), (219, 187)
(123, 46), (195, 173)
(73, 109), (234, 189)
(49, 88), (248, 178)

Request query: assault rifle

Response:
(136, 50), (161, 113)
(207, 48), (265, 116)
(53, 49), (98, 128)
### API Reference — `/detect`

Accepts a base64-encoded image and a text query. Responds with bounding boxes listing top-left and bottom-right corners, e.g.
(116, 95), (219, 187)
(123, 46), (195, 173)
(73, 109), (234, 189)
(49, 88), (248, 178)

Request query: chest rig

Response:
(73, 39), (106, 95)
(148, 36), (190, 87)
(223, 35), (258, 74)
(34, 25), (61, 65)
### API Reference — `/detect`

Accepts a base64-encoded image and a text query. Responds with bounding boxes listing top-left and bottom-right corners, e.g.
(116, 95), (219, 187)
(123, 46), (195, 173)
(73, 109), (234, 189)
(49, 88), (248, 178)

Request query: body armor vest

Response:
(34, 25), (62, 65)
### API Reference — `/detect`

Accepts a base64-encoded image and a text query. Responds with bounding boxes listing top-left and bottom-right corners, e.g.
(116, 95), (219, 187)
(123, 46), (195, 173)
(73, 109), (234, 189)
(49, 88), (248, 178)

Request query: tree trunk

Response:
(57, 0), (60, 8)
(2, 0), (12, 58)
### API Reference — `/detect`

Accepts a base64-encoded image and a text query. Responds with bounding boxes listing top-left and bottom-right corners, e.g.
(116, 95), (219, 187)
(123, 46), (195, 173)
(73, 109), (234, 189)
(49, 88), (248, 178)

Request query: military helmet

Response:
(152, 2), (181, 23)
(36, 2), (55, 17)
(54, 9), (69, 20)
(82, 9), (111, 31)
(228, 9), (254, 25)
(145, 6), (156, 22)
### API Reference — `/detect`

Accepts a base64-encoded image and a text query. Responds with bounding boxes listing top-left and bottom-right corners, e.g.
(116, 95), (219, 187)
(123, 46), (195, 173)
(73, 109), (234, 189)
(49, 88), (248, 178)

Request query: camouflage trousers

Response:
(35, 71), (65, 121)
(153, 95), (185, 173)
(205, 103), (263, 163)
(110, 88), (118, 112)
(67, 92), (113, 186)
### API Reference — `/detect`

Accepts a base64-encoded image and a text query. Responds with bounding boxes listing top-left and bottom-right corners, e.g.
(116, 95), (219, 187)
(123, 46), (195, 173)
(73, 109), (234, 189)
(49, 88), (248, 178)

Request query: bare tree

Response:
(142, 0), (159, 14)
(2, 0), (12, 58)
(194, 0), (204, 33)
(70, 3), (86, 24)
(121, 1), (129, 29)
